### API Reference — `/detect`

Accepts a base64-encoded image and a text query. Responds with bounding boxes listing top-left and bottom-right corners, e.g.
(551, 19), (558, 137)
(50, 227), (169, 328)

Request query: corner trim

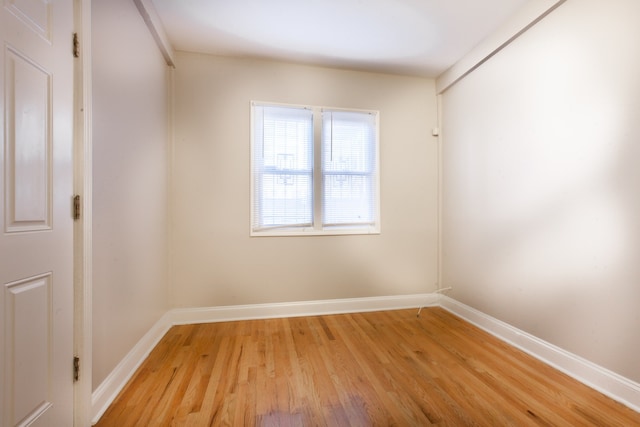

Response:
(436, 0), (566, 93)
(133, 0), (175, 67)
(439, 296), (640, 413)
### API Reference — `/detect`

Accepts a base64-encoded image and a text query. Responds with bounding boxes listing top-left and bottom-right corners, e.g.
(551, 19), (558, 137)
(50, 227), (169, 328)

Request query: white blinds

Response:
(252, 103), (379, 234)
(322, 110), (377, 227)
(252, 105), (314, 230)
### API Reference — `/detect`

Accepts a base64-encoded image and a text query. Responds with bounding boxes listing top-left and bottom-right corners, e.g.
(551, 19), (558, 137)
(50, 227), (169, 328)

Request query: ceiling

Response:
(151, 0), (530, 77)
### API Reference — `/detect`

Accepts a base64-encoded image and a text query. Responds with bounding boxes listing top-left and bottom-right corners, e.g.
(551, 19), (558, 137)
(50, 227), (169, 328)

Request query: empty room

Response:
(1, 0), (639, 425)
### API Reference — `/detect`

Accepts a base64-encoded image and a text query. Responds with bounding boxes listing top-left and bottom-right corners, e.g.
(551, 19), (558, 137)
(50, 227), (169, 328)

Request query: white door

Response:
(0, 0), (75, 426)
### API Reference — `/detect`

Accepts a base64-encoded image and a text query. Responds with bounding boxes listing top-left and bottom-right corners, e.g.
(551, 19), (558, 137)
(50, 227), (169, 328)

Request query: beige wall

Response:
(171, 53), (439, 308)
(441, 0), (640, 382)
(92, 0), (170, 389)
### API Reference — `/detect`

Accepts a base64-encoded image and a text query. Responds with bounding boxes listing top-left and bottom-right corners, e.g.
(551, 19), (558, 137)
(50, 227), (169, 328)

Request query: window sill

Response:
(250, 227), (380, 237)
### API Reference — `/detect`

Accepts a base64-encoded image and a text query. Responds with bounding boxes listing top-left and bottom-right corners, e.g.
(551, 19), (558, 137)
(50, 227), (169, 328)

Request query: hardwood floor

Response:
(95, 307), (640, 426)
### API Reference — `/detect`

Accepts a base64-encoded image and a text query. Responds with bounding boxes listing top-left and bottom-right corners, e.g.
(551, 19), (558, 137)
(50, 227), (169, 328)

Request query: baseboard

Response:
(439, 296), (640, 413)
(91, 293), (640, 424)
(91, 311), (173, 425)
(169, 293), (439, 325)
(90, 293), (437, 423)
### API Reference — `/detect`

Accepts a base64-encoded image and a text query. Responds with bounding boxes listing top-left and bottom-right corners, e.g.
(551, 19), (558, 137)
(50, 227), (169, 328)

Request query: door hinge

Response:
(73, 195), (81, 220)
(73, 32), (80, 58)
(73, 356), (80, 382)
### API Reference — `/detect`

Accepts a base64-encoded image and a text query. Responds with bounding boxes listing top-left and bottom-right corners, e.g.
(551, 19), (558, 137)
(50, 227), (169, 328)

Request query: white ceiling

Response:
(151, 0), (529, 77)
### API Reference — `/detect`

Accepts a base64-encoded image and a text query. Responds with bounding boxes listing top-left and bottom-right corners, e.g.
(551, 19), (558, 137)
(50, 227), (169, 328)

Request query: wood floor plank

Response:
(95, 308), (640, 426)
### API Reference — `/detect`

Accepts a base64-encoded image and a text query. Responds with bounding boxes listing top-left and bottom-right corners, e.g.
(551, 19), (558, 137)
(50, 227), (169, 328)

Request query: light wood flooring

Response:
(95, 307), (640, 426)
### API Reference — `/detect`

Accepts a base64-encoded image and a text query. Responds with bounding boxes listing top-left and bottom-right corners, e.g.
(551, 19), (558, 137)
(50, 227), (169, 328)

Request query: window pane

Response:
(263, 108), (313, 171)
(260, 173), (312, 226)
(253, 105), (313, 229)
(323, 174), (374, 224)
(322, 111), (374, 173)
(322, 110), (377, 226)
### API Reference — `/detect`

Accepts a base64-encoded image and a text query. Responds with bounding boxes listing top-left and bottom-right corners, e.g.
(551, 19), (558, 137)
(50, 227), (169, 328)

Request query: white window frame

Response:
(251, 101), (380, 237)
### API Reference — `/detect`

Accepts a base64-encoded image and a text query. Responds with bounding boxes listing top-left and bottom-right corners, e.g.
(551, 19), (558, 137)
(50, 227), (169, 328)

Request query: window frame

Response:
(250, 101), (381, 237)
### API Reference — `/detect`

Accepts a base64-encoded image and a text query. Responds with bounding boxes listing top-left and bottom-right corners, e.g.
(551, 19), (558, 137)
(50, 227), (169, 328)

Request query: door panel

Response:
(1, 0), (74, 425)
(5, 274), (52, 426)
(4, 0), (52, 41)
(5, 46), (51, 232)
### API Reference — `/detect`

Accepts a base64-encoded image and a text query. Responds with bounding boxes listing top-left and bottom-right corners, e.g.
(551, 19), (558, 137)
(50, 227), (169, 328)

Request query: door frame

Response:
(73, 0), (93, 425)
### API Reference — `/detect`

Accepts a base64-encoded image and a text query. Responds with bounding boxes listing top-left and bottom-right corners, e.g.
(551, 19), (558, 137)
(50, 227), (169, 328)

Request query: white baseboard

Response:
(439, 296), (640, 413)
(91, 293), (640, 424)
(91, 311), (173, 425)
(90, 293), (437, 423)
(169, 293), (439, 325)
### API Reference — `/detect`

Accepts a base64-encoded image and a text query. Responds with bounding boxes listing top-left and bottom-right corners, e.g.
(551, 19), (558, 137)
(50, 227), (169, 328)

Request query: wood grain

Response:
(95, 308), (640, 426)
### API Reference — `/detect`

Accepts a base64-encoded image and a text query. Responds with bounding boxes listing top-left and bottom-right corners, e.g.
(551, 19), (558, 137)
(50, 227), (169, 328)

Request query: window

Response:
(251, 102), (379, 236)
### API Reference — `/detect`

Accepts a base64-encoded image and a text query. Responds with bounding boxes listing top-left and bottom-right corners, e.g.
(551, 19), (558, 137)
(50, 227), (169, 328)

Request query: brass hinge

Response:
(73, 195), (81, 220)
(73, 356), (80, 382)
(73, 32), (80, 58)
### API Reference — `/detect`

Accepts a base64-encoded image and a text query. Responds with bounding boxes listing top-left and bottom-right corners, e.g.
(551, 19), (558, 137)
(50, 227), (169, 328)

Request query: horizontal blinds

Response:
(252, 105), (314, 230)
(321, 110), (377, 227)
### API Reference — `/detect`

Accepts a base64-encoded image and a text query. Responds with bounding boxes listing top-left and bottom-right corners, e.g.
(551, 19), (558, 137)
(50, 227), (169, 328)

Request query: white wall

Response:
(171, 53), (439, 308)
(92, 0), (169, 390)
(441, 0), (640, 382)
